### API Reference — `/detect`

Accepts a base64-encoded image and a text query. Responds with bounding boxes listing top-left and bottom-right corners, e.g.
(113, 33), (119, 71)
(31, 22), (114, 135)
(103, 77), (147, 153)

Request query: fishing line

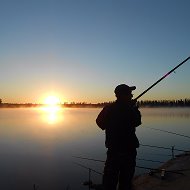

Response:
(73, 156), (164, 164)
(137, 158), (164, 163)
(73, 156), (104, 163)
(73, 157), (190, 174)
(144, 126), (190, 140)
(140, 143), (172, 150)
(140, 143), (187, 152)
(142, 152), (172, 157)
(73, 161), (103, 175)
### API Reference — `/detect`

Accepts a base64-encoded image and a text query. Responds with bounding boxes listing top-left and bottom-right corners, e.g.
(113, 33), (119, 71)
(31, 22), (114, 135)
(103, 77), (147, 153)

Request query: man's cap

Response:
(114, 84), (136, 95)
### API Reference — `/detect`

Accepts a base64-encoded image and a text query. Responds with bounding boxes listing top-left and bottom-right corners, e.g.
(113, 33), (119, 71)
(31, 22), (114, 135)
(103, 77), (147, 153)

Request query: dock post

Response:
(172, 146), (175, 159)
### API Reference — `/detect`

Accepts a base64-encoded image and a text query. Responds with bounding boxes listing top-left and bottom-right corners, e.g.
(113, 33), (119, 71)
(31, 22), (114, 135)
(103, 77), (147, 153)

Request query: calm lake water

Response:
(0, 107), (190, 190)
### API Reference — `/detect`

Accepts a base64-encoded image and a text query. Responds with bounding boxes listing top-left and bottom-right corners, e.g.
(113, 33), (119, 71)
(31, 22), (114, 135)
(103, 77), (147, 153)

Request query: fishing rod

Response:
(144, 126), (190, 140)
(73, 161), (103, 175)
(73, 156), (164, 164)
(134, 56), (190, 100)
(73, 157), (162, 171)
(140, 143), (188, 152)
(73, 157), (190, 177)
(73, 162), (103, 190)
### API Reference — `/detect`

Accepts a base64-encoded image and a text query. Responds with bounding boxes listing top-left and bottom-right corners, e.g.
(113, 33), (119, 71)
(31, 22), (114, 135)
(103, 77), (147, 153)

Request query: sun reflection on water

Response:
(40, 105), (63, 124)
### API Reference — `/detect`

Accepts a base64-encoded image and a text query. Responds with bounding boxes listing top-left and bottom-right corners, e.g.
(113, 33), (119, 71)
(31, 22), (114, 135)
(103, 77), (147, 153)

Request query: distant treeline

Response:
(0, 99), (190, 108)
(137, 99), (190, 107)
(93, 99), (190, 108)
(0, 103), (43, 108)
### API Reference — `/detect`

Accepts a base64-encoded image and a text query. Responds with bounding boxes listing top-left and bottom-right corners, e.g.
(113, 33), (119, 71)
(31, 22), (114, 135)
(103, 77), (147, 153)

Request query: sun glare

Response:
(41, 95), (62, 124)
(44, 96), (60, 106)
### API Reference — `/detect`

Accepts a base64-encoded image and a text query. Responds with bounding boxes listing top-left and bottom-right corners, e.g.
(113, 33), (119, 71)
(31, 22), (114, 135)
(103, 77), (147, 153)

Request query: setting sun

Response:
(44, 96), (60, 105)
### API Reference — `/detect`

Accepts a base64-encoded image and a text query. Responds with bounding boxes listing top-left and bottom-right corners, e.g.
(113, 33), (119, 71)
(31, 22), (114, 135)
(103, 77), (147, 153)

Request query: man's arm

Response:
(96, 106), (109, 130)
(132, 107), (142, 127)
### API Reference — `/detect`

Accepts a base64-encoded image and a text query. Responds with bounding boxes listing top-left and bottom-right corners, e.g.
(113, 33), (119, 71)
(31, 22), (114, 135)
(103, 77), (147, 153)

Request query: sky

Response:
(0, 0), (190, 104)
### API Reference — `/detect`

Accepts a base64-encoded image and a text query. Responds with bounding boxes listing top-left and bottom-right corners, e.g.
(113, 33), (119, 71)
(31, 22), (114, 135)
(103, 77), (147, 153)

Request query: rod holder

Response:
(172, 146), (175, 159)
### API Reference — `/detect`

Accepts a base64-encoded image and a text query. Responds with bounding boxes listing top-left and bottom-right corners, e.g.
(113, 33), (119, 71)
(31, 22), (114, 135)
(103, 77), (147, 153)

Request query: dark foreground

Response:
(133, 152), (190, 190)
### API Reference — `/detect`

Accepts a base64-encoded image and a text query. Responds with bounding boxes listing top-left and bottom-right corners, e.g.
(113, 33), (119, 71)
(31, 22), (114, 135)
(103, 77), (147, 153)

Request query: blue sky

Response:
(0, 0), (190, 103)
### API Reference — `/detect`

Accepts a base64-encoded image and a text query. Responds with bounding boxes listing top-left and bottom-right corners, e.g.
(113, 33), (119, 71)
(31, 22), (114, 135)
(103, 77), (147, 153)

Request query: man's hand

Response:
(131, 99), (137, 106)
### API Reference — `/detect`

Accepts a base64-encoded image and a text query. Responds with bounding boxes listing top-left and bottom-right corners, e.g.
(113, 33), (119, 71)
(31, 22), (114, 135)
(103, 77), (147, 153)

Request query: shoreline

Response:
(1, 104), (190, 109)
(133, 152), (190, 190)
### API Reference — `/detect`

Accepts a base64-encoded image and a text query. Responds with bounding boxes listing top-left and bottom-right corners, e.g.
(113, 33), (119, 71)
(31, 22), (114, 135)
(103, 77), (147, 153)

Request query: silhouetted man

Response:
(96, 84), (141, 190)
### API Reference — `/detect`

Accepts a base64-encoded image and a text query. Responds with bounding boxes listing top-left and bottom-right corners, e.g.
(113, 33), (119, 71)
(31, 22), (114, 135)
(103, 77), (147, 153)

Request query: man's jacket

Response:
(96, 101), (141, 150)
